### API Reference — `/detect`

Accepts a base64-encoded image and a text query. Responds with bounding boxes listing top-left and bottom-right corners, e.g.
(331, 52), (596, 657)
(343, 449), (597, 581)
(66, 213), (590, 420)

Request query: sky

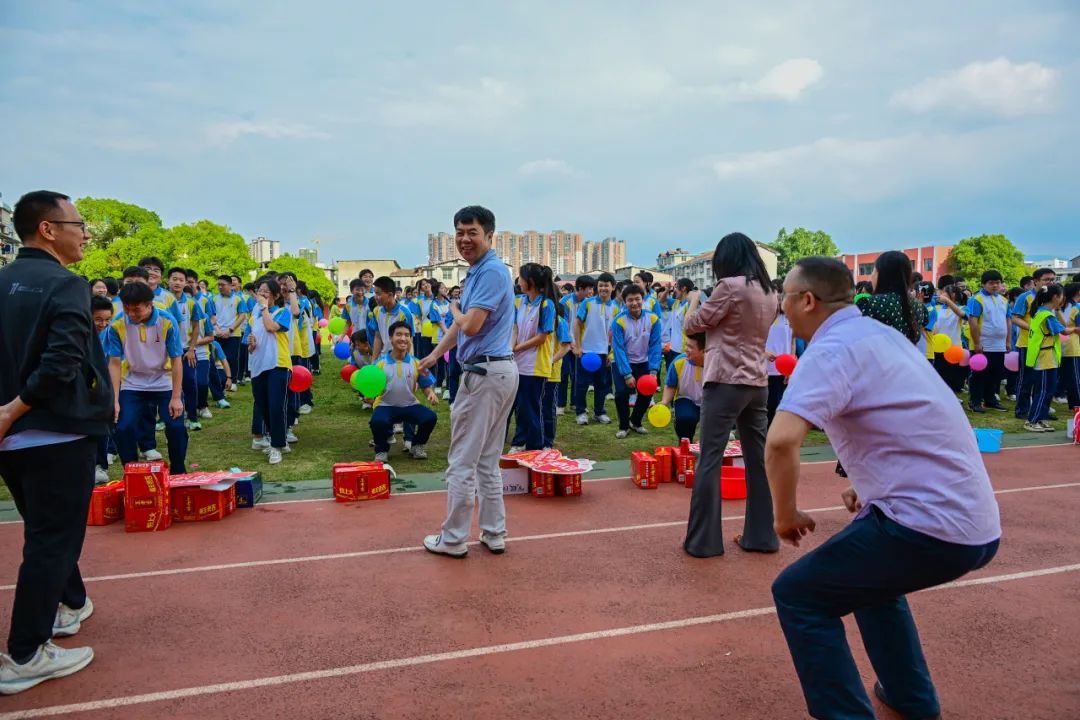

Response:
(2, 1), (1079, 267)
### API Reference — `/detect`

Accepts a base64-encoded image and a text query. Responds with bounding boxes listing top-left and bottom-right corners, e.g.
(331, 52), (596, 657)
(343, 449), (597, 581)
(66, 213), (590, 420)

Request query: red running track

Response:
(0, 445), (1078, 719)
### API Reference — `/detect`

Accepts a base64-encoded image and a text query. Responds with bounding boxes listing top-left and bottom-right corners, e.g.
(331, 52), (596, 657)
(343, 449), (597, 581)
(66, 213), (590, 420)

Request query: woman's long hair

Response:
(872, 251), (918, 342)
(711, 232), (773, 294)
(1028, 283), (1064, 317)
(519, 263), (562, 318)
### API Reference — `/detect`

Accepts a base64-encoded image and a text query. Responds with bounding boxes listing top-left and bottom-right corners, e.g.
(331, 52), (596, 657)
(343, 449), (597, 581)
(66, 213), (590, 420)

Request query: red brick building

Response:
(840, 245), (954, 284)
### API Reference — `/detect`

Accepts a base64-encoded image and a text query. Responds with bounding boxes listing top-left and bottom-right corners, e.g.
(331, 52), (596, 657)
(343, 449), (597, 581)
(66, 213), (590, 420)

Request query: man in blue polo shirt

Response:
(419, 206), (517, 558)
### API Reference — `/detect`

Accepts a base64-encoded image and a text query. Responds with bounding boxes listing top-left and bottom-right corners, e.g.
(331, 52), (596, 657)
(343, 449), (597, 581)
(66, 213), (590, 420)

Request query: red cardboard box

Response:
(673, 441), (697, 486)
(720, 466), (747, 500)
(172, 480), (238, 522)
(123, 461), (171, 532)
(653, 446), (675, 483)
(551, 473), (582, 497)
(528, 471), (556, 497)
(630, 451), (657, 489)
(87, 481), (124, 526)
(332, 462), (391, 502)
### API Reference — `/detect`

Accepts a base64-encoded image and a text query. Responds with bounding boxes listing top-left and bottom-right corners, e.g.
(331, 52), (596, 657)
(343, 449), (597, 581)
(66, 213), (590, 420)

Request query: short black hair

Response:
(981, 269), (1003, 284)
(243, 283), (255, 292)
(1033, 267), (1056, 281)
(138, 256), (165, 273)
(230, 274), (242, 284)
(350, 331), (369, 345)
(185, 269), (199, 280)
(686, 332), (706, 350)
(122, 266), (150, 281)
(1007, 287), (1022, 302)
(596, 272), (616, 285)
(388, 320), (413, 338)
(277, 271), (297, 282)
(561, 283), (574, 293)
(621, 284), (644, 300)
(359, 268), (373, 279)
(575, 275), (596, 291)
(634, 270), (653, 284)
(12, 190), (71, 241)
(349, 278), (365, 291)
(937, 274), (954, 288)
(1062, 282), (1080, 302)
(93, 277), (120, 296)
(791, 256), (855, 303)
(118, 281), (154, 305)
(373, 276), (396, 294)
(676, 278), (694, 292)
(217, 274), (232, 283)
(166, 267), (187, 279)
(90, 295), (114, 313)
(453, 205), (496, 235)
(1019, 275), (1033, 287)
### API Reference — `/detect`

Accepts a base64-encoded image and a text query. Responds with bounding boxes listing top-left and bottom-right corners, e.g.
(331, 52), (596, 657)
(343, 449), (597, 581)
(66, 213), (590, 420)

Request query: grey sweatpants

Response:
(684, 382), (778, 557)
(440, 359), (519, 545)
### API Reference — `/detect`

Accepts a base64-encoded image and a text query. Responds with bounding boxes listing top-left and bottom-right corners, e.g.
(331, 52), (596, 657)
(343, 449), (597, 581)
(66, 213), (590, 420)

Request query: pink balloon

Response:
(969, 353), (988, 372)
(1003, 351), (1020, 372)
(318, 318), (328, 328)
(959, 349), (971, 367)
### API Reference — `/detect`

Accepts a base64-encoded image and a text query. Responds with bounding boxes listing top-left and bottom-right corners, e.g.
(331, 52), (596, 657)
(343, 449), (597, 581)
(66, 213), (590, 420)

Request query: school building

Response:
(839, 245), (953, 284)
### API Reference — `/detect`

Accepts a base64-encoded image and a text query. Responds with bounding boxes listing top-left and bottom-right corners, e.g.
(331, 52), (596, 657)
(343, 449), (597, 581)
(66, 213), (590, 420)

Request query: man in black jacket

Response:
(0, 191), (113, 695)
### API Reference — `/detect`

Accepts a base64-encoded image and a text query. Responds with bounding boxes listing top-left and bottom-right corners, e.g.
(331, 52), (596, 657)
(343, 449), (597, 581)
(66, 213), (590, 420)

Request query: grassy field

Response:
(0, 351), (1065, 501)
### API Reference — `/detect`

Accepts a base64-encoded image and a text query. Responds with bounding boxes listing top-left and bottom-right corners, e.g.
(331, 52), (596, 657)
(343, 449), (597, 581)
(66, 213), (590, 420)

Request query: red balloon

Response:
(340, 364), (358, 382)
(289, 365), (313, 392)
(636, 374), (658, 396)
(775, 353), (798, 377)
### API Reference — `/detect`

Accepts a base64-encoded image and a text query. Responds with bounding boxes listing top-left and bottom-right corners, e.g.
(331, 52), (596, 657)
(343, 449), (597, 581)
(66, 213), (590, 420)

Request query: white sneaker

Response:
(142, 449), (163, 462)
(106, 453), (117, 467)
(375, 452), (389, 462)
(1006, 394), (1017, 402)
(198, 408), (213, 419)
(442, 388), (451, 400)
(186, 420), (202, 431)
(393, 423), (404, 434)
(230, 383), (238, 392)
(1053, 396), (1068, 405)
(252, 437), (270, 451)
(596, 414), (612, 424)
(631, 425), (648, 435)
(267, 448), (283, 465)
(298, 404), (313, 415)
(508, 445), (525, 453)
(423, 534), (467, 558)
(217, 399), (231, 409)
(576, 414), (589, 426)
(479, 532), (506, 554)
(615, 430), (629, 439)
(0, 641), (94, 695)
(556, 407), (565, 416)
(286, 430), (298, 443)
(94, 467), (109, 484)
(410, 444), (428, 459)
(605, 393), (615, 401)
(389, 434), (397, 445)
(280, 444), (292, 454)
(403, 440), (413, 451)
(53, 598), (93, 638)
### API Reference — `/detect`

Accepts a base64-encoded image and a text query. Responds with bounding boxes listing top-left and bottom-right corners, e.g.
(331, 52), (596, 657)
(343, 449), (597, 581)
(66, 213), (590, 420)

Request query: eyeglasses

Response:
(46, 220), (87, 231)
(786, 288), (852, 304)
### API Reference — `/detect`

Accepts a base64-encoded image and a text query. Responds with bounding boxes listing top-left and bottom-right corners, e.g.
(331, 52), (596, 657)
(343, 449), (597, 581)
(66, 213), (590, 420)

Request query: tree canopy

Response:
(75, 197), (162, 248)
(770, 227), (839, 276)
(946, 234), (1026, 287)
(269, 255), (336, 302)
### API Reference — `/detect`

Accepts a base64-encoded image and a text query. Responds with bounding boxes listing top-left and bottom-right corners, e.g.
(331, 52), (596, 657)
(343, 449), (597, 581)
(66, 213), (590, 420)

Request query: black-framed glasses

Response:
(787, 288), (852, 304)
(46, 220), (87, 231)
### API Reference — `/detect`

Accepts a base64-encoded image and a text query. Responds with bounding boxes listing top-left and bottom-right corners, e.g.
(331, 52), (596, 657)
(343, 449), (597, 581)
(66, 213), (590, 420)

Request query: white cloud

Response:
(518, 159), (575, 177)
(890, 58), (1059, 117)
(378, 77), (525, 128)
(747, 58), (824, 100)
(204, 120), (331, 145)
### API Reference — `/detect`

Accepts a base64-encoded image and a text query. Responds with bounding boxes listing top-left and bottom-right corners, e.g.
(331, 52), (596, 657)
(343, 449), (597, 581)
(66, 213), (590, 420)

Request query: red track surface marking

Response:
(0, 446), (1076, 719)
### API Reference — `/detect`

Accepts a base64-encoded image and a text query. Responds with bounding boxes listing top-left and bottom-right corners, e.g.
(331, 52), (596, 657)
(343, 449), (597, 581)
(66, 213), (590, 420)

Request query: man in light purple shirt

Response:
(765, 256), (1001, 720)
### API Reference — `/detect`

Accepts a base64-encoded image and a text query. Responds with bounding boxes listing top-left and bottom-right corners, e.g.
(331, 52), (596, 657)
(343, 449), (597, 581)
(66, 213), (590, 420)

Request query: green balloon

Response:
(354, 365), (386, 396)
(327, 316), (347, 335)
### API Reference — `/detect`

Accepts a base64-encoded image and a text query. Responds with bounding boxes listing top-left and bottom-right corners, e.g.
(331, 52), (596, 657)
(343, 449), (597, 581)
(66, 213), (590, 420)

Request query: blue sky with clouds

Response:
(2, 1), (1078, 266)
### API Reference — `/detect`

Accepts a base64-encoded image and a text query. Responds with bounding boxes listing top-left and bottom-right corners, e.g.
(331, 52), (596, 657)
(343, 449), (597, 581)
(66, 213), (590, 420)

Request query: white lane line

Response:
(2, 481), (1078, 591)
(1, 562), (1076, 720)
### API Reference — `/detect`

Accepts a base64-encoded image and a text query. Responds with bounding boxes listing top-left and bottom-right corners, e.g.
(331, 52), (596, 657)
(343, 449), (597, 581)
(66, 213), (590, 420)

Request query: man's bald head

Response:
(789, 257), (855, 305)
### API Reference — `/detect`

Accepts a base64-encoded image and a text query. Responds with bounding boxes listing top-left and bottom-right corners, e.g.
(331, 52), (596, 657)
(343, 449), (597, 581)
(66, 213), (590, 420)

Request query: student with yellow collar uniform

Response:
(138, 256), (183, 326)
(573, 272), (618, 425)
(167, 268), (205, 431)
(212, 274), (248, 392)
(1023, 284), (1075, 432)
(1061, 283), (1080, 410)
(507, 264), (557, 452)
(965, 270), (1010, 413)
(369, 321), (439, 462)
(1012, 267), (1057, 418)
(656, 332), (706, 442)
(664, 278), (693, 375)
(247, 277), (293, 465)
(611, 283), (662, 438)
(557, 276), (594, 415)
(541, 310), (573, 449)
(105, 282), (188, 473)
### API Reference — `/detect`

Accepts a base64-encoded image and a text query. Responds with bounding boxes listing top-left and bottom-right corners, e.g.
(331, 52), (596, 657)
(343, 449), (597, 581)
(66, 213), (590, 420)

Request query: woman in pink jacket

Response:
(683, 233), (780, 557)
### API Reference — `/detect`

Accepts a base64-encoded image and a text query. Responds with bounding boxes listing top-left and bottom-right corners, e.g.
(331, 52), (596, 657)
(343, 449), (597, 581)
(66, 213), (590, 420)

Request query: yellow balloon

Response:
(931, 333), (952, 353)
(647, 403), (672, 428)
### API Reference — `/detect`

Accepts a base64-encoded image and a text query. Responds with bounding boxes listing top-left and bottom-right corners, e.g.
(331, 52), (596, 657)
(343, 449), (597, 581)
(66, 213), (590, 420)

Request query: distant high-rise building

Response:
(298, 247), (318, 265)
(249, 236), (280, 265)
(583, 237), (626, 273)
(656, 248), (693, 270)
(427, 232), (456, 265)
(431, 229), (588, 274)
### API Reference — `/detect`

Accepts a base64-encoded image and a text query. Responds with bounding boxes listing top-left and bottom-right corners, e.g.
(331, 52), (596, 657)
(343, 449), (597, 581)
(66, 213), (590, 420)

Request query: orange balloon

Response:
(943, 345), (965, 365)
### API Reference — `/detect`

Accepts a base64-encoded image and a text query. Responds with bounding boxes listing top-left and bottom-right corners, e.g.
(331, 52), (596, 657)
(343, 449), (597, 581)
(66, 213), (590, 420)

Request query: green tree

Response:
(168, 220), (257, 279)
(946, 234), (1026, 287)
(72, 225), (175, 277)
(770, 227), (839, 276)
(269, 254), (336, 301)
(75, 197), (162, 248)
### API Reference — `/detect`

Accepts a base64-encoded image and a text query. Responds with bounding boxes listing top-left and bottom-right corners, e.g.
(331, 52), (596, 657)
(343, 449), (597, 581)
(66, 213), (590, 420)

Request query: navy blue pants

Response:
(116, 390), (187, 473)
(613, 361), (651, 430)
(557, 353), (575, 407)
(673, 397), (700, 442)
(218, 337), (241, 385)
(511, 375), (547, 450)
(1014, 350), (1037, 416)
(573, 354), (612, 417)
(1027, 366), (1058, 423)
(237, 340), (250, 382)
(182, 356), (198, 422)
(542, 380), (559, 448)
(251, 367), (290, 448)
(1062, 356), (1080, 409)
(447, 347), (460, 403)
(370, 404), (436, 453)
(772, 507), (998, 720)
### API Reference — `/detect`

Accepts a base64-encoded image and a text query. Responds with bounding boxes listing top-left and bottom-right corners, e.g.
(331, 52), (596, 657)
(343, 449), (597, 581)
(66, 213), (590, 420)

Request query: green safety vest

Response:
(1025, 309), (1061, 368)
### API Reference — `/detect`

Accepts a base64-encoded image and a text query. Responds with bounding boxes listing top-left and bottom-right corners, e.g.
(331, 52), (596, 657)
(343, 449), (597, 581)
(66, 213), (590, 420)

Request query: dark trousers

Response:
(370, 404), (436, 453)
(182, 357), (198, 421)
(1063, 356), (1080, 409)
(932, 354), (966, 393)
(252, 367), (290, 448)
(767, 375), (787, 427)
(673, 397), (700, 442)
(542, 380), (559, 448)
(311, 333), (322, 373)
(663, 349), (680, 378)
(219, 337), (241, 386)
(116, 390), (187, 473)
(685, 382), (776, 557)
(447, 347), (460, 403)
(1013, 348), (1036, 416)
(969, 351), (1005, 408)
(557, 353), (575, 407)
(772, 507), (998, 720)
(0, 438), (96, 661)
(237, 340), (250, 382)
(289, 356), (314, 410)
(614, 361), (651, 430)
(1027, 366), (1058, 423)
(573, 355), (612, 417)
(203, 360), (226, 403)
(511, 375), (547, 450)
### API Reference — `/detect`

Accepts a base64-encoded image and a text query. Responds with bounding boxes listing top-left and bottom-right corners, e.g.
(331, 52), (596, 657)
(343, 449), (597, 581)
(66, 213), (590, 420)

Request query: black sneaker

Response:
(985, 403), (1008, 412)
(968, 404), (986, 414)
